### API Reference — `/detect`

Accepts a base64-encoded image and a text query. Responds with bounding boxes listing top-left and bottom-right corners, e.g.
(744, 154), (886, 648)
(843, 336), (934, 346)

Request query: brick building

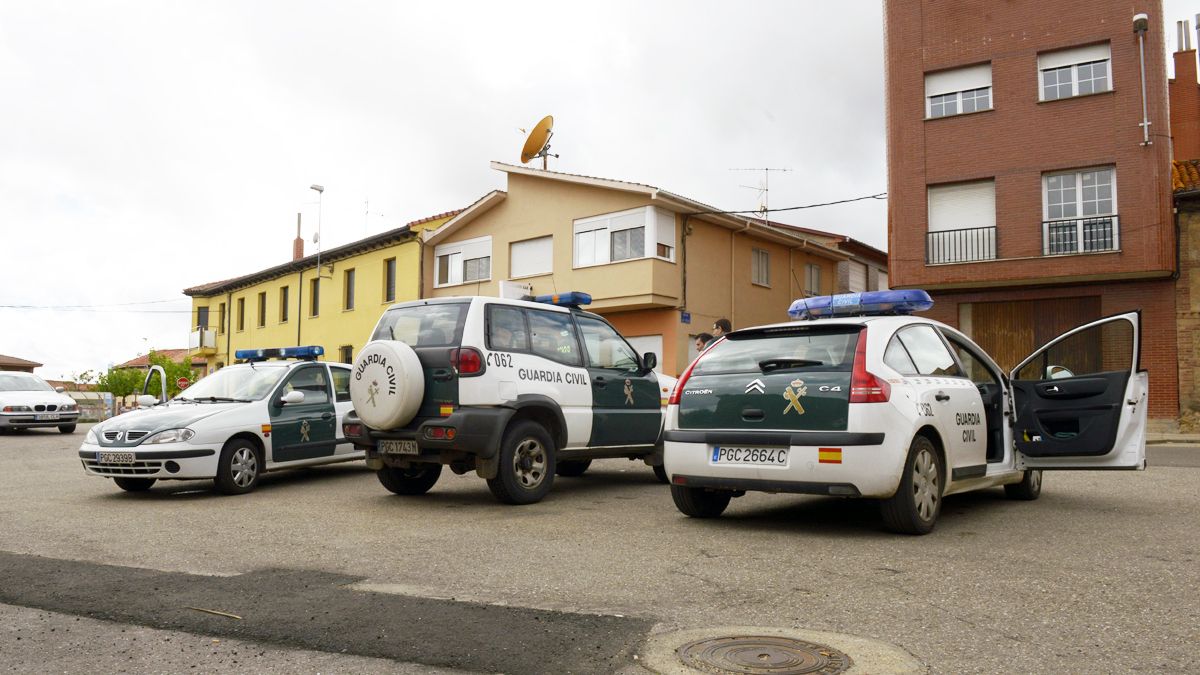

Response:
(1169, 21), (1200, 160)
(884, 0), (1178, 424)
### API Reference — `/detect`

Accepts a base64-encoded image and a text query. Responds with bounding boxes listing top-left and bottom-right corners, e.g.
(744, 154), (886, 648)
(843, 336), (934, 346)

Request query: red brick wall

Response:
(885, 0), (1175, 289)
(923, 280), (1178, 419)
(1169, 50), (1200, 160)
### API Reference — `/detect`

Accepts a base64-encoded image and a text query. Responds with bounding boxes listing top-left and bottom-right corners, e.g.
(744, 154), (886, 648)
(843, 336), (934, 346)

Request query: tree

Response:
(95, 367), (144, 400)
(95, 351), (198, 401)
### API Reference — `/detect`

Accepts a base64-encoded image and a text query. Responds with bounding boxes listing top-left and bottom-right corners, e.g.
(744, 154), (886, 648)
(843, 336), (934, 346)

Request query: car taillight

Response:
(450, 348), (483, 375)
(669, 356), (703, 405)
(849, 329), (890, 403)
(343, 423), (362, 438)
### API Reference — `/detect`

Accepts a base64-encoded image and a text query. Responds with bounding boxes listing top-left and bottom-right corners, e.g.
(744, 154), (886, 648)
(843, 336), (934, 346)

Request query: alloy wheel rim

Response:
(231, 447), (258, 487)
(912, 448), (939, 521)
(512, 438), (546, 489)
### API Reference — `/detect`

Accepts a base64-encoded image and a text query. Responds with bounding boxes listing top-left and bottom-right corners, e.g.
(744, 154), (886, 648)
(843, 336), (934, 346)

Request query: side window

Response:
(281, 366), (331, 405)
(575, 315), (640, 371)
(943, 336), (998, 385)
(487, 305), (530, 352)
(527, 309), (581, 366)
(884, 336), (919, 376)
(1015, 318), (1133, 381)
(330, 367), (351, 403)
(896, 325), (963, 377)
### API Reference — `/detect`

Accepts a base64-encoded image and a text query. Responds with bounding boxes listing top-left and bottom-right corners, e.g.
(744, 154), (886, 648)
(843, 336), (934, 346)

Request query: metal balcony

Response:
(1043, 215), (1119, 256)
(925, 226), (997, 264)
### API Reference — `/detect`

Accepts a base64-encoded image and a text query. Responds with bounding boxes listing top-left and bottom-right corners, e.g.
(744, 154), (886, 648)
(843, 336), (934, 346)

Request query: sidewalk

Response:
(1147, 433), (1200, 445)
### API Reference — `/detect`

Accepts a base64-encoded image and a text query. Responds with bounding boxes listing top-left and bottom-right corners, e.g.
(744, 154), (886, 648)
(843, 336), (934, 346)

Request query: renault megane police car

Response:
(663, 290), (1148, 534)
(344, 292), (676, 505)
(79, 346), (361, 494)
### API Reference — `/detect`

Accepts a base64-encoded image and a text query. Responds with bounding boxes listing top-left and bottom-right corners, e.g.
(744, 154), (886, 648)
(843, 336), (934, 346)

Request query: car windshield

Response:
(371, 302), (467, 346)
(176, 364), (289, 402)
(693, 327), (861, 375)
(0, 373), (55, 392)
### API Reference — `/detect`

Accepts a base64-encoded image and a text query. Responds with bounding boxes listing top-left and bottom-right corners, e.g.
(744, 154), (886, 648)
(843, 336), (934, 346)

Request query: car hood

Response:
(0, 390), (76, 408)
(94, 402), (242, 439)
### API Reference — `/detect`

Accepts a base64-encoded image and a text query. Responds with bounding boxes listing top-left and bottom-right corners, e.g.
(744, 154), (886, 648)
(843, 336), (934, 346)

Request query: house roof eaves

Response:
(423, 191), (508, 246)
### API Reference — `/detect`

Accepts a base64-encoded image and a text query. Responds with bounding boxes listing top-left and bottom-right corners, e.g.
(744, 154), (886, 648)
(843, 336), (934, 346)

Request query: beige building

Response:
(423, 163), (854, 375)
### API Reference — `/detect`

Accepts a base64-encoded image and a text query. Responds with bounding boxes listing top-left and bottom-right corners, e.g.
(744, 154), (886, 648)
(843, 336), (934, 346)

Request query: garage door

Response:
(962, 297), (1101, 371)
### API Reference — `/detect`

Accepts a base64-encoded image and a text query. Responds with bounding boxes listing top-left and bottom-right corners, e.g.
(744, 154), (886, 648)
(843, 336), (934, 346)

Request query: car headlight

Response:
(85, 428), (99, 444)
(142, 428), (195, 444)
(2, 405), (32, 413)
(59, 403), (77, 412)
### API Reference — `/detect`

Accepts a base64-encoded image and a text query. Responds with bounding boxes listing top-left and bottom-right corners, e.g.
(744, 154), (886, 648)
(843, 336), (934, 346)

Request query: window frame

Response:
(434, 236), (492, 288)
(572, 206), (677, 269)
(804, 263), (821, 297)
(236, 297), (245, 332)
(309, 277), (320, 317)
(751, 247), (770, 287)
(343, 268), (356, 311)
(509, 235), (554, 279)
(1038, 44), (1112, 102)
(383, 257), (396, 304)
(218, 302), (226, 335)
(279, 286), (289, 323)
(256, 291), (267, 328)
(527, 308), (583, 367)
(331, 366), (351, 402)
(485, 304), (532, 354)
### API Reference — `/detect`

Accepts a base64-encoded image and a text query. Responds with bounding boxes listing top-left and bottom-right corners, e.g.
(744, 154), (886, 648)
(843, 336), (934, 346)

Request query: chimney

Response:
(293, 213), (305, 261)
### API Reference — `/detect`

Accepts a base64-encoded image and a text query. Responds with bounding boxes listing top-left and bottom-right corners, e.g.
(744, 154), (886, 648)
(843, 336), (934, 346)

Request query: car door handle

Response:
(741, 408), (765, 421)
(432, 369), (454, 382)
(594, 376), (607, 388)
(321, 412), (333, 420)
(935, 392), (950, 402)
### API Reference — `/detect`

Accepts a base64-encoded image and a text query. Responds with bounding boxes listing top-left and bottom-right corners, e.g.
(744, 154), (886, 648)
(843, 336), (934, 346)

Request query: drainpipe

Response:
(224, 291), (232, 367)
(297, 267), (304, 346)
(1135, 12), (1152, 146)
(417, 233), (426, 299)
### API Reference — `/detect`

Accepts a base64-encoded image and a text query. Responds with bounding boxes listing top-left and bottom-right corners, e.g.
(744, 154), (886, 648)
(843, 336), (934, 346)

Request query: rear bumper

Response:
(671, 473), (862, 497)
(356, 407), (513, 462)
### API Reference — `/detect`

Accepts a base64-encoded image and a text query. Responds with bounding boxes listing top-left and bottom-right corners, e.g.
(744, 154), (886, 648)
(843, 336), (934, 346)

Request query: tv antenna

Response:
(730, 167), (792, 224)
(520, 115), (558, 169)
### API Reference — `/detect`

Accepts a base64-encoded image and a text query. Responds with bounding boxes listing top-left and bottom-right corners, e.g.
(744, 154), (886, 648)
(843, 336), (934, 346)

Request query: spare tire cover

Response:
(350, 340), (425, 430)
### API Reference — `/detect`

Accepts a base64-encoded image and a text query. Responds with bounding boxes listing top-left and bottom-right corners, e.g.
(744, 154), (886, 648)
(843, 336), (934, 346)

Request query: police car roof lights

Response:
(234, 345), (325, 362)
(788, 290), (934, 320)
(533, 291), (592, 307)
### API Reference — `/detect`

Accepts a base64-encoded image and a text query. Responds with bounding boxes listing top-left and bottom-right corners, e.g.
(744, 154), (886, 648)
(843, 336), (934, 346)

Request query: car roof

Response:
(729, 314), (951, 335)
(384, 295), (574, 314)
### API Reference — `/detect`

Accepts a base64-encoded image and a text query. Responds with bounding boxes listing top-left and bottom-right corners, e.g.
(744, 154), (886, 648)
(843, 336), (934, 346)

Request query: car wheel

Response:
(652, 463), (669, 484)
(487, 420), (555, 505)
(555, 459), (591, 477)
(214, 439), (262, 495)
(881, 435), (943, 535)
(1004, 469), (1042, 501)
(377, 463), (442, 495)
(113, 477), (156, 492)
(58, 424), (77, 434)
(670, 484), (731, 518)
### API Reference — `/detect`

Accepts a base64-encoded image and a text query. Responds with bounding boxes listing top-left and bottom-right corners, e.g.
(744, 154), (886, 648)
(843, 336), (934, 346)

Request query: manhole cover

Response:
(676, 635), (853, 674)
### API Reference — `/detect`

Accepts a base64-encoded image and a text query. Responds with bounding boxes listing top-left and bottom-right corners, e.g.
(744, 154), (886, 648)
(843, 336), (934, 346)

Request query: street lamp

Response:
(310, 184), (324, 275)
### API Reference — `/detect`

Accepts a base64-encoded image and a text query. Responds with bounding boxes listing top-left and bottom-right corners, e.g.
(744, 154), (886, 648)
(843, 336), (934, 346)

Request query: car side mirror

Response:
(136, 395), (159, 408)
(55, 386), (65, 393)
(1046, 365), (1074, 380)
(642, 352), (657, 372)
(280, 390), (305, 405)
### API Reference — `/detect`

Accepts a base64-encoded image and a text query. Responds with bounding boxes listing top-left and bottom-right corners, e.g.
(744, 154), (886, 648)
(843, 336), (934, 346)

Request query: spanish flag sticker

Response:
(818, 447), (842, 464)
(439, 405), (454, 416)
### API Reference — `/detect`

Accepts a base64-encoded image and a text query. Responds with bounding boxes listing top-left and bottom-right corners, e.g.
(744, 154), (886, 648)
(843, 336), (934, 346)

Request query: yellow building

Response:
(423, 163), (853, 375)
(184, 211), (459, 374)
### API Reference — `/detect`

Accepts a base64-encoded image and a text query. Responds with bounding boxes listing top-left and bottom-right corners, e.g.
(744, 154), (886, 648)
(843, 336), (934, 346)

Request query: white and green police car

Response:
(343, 292), (675, 505)
(663, 290), (1148, 534)
(79, 346), (361, 494)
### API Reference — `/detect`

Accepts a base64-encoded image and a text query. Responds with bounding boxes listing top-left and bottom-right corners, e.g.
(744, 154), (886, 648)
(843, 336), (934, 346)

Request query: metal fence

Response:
(1043, 215), (1119, 255)
(926, 226), (997, 264)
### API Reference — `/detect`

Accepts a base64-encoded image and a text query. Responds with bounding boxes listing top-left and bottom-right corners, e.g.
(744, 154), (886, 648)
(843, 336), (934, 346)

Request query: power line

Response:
(0, 306), (191, 314)
(0, 298), (189, 311)
(686, 192), (887, 217)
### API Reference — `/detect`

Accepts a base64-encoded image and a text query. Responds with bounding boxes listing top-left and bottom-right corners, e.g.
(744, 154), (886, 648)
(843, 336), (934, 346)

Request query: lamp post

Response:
(310, 184), (325, 275)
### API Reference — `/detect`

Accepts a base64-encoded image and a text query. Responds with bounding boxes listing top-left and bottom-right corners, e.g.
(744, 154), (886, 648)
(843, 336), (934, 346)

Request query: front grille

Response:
(125, 431), (148, 442)
(34, 404), (58, 412)
(103, 431), (120, 441)
(81, 459), (162, 476)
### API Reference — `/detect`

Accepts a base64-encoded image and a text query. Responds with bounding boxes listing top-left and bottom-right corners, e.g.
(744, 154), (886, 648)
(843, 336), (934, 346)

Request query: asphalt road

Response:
(1, 425), (1197, 673)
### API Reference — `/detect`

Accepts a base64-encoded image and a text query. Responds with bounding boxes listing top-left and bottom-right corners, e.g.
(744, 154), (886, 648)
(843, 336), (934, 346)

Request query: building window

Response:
(804, 264), (821, 296)
(510, 236), (553, 278)
(925, 63), (992, 119)
(257, 292), (267, 328)
(434, 236), (492, 288)
(751, 248), (770, 286)
(310, 278), (320, 317)
(218, 302), (226, 335)
(236, 298), (245, 331)
(383, 258), (396, 303)
(573, 206), (676, 267)
(339, 345), (353, 364)
(279, 286), (289, 323)
(1042, 167), (1118, 255)
(1038, 43), (1111, 101)
(344, 269), (355, 310)
(926, 180), (997, 264)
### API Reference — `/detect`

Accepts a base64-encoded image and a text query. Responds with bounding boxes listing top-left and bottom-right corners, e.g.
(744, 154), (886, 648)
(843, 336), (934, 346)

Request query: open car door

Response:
(1009, 311), (1146, 470)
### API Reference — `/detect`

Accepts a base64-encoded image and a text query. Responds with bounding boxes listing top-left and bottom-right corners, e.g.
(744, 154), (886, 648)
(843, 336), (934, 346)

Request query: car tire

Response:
(670, 485), (731, 518)
(377, 463), (442, 495)
(555, 459), (591, 477)
(1004, 469), (1043, 501)
(487, 420), (555, 505)
(652, 463), (669, 484)
(58, 424), (77, 434)
(214, 439), (262, 495)
(113, 477), (156, 492)
(881, 435), (943, 535)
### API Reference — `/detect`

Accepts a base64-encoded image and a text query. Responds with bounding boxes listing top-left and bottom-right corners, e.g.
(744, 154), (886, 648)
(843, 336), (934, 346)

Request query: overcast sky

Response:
(2, 1), (1195, 380)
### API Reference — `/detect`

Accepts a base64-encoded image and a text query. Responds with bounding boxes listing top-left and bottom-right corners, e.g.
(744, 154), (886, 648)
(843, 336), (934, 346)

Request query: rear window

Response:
(693, 327), (861, 375)
(371, 302), (467, 346)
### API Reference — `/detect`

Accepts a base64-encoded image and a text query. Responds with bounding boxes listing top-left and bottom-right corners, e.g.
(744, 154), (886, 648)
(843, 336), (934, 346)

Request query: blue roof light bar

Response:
(234, 345), (325, 362)
(788, 290), (934, 320)
(533, 292), (592, 307)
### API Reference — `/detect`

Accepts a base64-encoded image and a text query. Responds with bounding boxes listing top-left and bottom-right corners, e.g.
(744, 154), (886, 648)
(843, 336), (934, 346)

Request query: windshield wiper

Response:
(193, 396), (251, 403)
(758, 358), (823, 373)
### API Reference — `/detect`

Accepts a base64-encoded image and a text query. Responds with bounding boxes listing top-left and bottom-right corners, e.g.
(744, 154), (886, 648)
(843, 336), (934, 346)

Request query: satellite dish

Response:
(520, 115), (557, 168)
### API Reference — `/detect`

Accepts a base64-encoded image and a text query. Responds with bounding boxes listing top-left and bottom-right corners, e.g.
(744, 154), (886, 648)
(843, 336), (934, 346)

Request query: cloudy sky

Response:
(1, 1), (1195, 380)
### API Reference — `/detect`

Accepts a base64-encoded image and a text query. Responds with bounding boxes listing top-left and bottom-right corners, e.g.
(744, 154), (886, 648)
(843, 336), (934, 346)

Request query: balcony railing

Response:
(1043, 215), (1119, 256)
(189, 328), (216, 350)
(926, 226), (997, 264)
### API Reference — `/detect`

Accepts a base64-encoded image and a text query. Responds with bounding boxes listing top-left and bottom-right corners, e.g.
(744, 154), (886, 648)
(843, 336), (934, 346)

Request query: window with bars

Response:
(1043, 167), (1118, 255)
